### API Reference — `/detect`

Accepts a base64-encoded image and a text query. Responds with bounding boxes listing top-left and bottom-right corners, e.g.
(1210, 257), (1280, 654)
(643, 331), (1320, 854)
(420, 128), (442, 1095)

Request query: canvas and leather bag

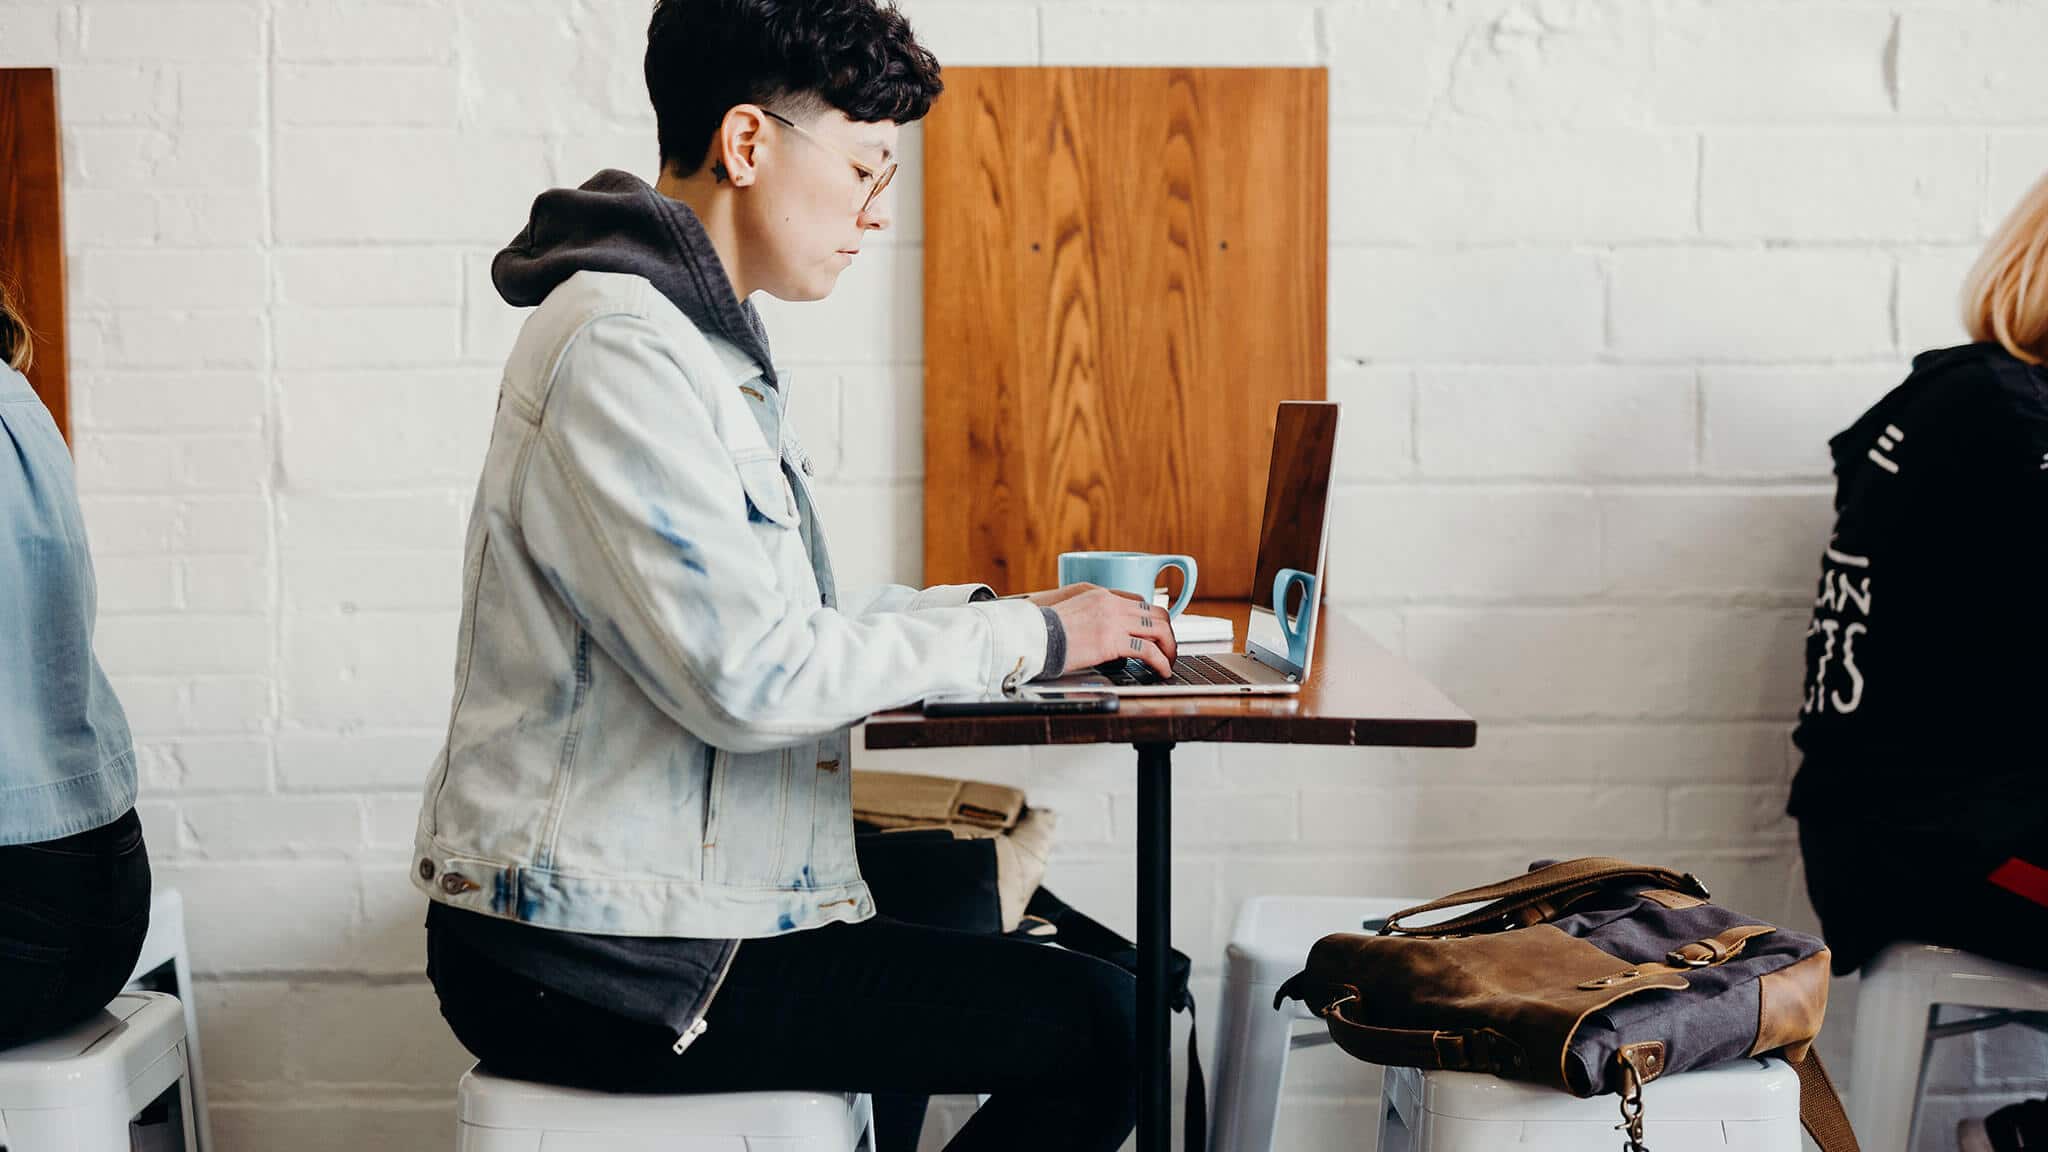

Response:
(1274, 858), (1861, 1152)
(851, 771), (1055, 933)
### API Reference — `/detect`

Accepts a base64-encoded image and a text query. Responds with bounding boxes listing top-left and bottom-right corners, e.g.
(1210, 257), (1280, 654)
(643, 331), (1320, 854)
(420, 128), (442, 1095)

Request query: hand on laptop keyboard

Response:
(1049, 586), (1177, 679)
(1102, 655), (1250, 687)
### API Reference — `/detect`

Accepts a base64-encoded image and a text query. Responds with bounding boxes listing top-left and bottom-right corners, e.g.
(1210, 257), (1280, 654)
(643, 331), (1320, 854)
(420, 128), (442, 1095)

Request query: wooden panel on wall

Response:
(924, 67), (1326, 597)
(0, 68), (68, 442)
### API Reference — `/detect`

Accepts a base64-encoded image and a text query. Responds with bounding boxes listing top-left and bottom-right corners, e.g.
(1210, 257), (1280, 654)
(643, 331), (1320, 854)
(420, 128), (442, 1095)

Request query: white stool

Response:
(1848, 942), (2048, 1152)
(456, 1064), (876, 1151)
(1210, 895), (1422, 1152)
(125, 888), (210, 1152)
(1379, 1057), (1803, 1151)
(0, 992), (197, 1152)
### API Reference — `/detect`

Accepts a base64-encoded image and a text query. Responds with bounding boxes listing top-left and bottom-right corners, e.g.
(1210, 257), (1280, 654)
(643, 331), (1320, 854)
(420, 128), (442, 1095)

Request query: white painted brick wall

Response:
(1611, 249), (1895, 361)
(1653, 7), (1895, 124)
(1702, 132), (1985, 242)
(16, 1), (2045, 1148)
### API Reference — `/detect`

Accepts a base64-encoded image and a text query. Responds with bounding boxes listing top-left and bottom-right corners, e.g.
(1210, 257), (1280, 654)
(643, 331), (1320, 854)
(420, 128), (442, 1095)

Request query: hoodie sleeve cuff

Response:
(1032, 607), (1068, 682)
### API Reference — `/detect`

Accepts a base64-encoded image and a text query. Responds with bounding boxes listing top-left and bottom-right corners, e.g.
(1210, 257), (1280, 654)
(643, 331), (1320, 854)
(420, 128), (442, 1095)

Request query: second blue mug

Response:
(1273, 567), (1317, 666)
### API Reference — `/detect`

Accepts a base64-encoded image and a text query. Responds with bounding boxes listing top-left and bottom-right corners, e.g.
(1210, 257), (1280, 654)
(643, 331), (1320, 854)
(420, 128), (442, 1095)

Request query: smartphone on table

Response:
(922, 690), (1120, 716)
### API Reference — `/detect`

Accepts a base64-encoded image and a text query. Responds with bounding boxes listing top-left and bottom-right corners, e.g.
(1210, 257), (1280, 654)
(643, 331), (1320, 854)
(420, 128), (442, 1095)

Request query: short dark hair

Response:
(645, 0), (943, 179)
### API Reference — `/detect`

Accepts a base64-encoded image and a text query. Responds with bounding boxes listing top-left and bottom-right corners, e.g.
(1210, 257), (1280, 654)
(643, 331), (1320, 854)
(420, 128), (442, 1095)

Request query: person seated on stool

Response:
(411, 4), (1176, 1150)
(1788, 170), (2048, 1152)
(0, 278), (152, 1048)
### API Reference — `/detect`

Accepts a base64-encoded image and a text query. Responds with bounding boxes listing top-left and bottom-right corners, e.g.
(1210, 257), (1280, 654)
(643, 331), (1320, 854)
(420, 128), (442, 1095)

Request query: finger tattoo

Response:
(1129, 637), (1144, 652)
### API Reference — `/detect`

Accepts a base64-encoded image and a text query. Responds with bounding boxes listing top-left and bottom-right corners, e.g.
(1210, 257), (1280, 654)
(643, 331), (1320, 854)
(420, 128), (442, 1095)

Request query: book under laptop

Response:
(1047, 399), (1339, 697)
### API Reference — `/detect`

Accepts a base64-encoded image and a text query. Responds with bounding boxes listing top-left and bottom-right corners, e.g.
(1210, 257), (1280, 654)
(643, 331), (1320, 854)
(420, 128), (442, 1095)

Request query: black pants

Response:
(430, 914), (1137, 1152)
(1799, 815), (2048, 976)
(0, 809), (152, 1048)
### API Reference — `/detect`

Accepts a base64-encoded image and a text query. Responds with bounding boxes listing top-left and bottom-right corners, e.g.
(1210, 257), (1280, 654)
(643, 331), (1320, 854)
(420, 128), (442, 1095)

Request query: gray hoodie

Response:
(494, 169), (779, 390)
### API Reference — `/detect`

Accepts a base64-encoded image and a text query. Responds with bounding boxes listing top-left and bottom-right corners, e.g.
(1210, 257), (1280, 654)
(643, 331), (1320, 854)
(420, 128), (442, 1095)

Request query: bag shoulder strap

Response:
(1382, 858), (1707, 936)
(1794, 1049), (1862, 1152)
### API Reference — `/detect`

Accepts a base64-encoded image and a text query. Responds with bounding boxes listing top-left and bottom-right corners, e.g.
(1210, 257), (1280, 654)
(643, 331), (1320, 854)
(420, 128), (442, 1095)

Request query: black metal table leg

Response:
(1136, 741), (1175, 1152)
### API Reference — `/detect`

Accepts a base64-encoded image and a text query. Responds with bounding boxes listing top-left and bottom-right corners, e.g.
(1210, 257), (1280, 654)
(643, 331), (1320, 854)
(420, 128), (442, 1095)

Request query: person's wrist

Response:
(1034, 605), (1068, 680)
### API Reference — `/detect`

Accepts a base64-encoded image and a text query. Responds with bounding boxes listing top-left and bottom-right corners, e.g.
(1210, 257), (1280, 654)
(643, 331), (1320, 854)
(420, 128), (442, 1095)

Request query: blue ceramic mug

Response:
(1272, 567), (1317, 666)
(1057, 551), (1198, 618)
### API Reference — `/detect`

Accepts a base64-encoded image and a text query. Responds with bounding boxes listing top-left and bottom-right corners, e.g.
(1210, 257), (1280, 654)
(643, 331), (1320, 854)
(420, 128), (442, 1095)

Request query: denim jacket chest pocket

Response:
(731, 452), (803, 597)
(734, 453), (798, 528)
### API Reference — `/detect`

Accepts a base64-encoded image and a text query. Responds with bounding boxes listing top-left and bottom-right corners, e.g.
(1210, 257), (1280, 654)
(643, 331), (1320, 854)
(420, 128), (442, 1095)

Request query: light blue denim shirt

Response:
(1, 364), (135, 845)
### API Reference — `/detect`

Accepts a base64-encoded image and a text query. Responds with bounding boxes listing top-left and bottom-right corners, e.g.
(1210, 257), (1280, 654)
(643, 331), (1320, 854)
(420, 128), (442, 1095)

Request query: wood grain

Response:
(0, 69), (68, 441)
(924, 68), (1327, 597)
(862, 601), (1476, 751)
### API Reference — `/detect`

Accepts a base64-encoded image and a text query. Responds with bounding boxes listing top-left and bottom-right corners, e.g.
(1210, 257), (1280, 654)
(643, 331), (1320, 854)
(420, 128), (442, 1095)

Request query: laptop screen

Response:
(1245, 401), (1339, 675)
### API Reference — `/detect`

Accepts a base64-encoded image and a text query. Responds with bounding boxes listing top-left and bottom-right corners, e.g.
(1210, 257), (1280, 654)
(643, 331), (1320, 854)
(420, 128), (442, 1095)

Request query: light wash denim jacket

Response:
(1, 365), (136, 846)
(412, 269), (1049, 938)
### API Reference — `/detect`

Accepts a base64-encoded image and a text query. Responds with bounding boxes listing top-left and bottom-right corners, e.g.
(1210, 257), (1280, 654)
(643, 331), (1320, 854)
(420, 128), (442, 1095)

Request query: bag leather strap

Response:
(1794, 1049), (1862, 1152)
(1304, 989), (1524, 1075)
(1381, 858), (1707, 936)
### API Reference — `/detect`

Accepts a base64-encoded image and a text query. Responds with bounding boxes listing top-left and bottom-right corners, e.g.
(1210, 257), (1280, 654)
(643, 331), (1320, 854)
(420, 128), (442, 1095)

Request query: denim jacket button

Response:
(418, 858), (436, 882)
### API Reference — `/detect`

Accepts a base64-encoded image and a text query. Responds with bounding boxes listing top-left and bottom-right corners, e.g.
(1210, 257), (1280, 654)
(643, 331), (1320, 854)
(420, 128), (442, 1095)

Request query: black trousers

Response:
(430, 914), (1137, 1152)
(0, 809), (152, 1048)
(1799, 815), (2048, 976)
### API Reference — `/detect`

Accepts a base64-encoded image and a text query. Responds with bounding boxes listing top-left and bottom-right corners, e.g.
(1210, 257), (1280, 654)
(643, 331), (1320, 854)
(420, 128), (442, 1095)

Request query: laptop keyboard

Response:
(1103, 654), (1252, 687)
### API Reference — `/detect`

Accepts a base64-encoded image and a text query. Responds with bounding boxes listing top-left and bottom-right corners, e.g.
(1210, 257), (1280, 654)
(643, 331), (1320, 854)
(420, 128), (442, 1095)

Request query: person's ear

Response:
(713, 105), (768, 188)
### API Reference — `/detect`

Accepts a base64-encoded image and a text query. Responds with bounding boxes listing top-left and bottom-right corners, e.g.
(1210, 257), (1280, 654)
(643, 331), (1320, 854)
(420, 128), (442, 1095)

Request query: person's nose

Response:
(859, 194), (891, 233)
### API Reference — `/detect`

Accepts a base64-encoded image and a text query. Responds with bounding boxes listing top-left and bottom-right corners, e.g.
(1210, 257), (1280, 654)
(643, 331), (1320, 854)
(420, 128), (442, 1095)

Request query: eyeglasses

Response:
(760, 108), (897, 217)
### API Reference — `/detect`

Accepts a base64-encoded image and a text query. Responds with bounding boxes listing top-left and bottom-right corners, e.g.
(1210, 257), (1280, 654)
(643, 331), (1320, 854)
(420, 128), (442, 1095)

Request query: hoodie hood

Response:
(492, 169), (777, 388)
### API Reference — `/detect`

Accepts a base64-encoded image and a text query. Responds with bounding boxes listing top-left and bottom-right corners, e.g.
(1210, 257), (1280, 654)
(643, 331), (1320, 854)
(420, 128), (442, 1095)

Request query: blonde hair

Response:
(1964, 170), (2048, 366)
(0, 277), (29, 373)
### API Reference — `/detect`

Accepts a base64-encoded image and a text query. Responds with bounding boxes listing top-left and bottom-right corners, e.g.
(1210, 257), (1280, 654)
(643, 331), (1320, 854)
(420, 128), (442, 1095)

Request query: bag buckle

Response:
(1665, 937), (1729, 968)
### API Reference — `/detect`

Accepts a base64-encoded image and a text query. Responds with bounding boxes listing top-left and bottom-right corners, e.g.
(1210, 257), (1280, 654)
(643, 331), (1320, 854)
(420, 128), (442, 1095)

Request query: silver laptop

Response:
(1049, 400), (1339, 697)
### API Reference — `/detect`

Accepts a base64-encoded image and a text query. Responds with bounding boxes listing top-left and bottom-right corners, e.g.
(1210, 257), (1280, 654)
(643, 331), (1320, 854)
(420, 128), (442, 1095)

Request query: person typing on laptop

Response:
(411, 4), (1174, 1150)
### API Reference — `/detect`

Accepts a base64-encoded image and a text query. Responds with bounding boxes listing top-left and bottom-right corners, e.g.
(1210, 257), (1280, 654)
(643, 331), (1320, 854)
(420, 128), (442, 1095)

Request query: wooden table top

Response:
(862, 600), (1477, 751)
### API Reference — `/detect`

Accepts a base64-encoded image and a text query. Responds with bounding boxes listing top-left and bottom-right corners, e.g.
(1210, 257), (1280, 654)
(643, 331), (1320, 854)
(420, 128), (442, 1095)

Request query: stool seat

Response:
(1383, 1058), (1803, 1151)
(0, 993), (187, 1111)
(457, 1064), (874, 1152)
(0, 992), (196, 1151)
(1848, 942), (2048, 1152)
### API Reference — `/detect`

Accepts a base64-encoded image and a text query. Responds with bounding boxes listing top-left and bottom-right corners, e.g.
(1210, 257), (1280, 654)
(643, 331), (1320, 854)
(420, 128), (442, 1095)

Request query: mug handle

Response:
(1153, 556), (1198, 618)
(1273, 567), (1317, 664)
